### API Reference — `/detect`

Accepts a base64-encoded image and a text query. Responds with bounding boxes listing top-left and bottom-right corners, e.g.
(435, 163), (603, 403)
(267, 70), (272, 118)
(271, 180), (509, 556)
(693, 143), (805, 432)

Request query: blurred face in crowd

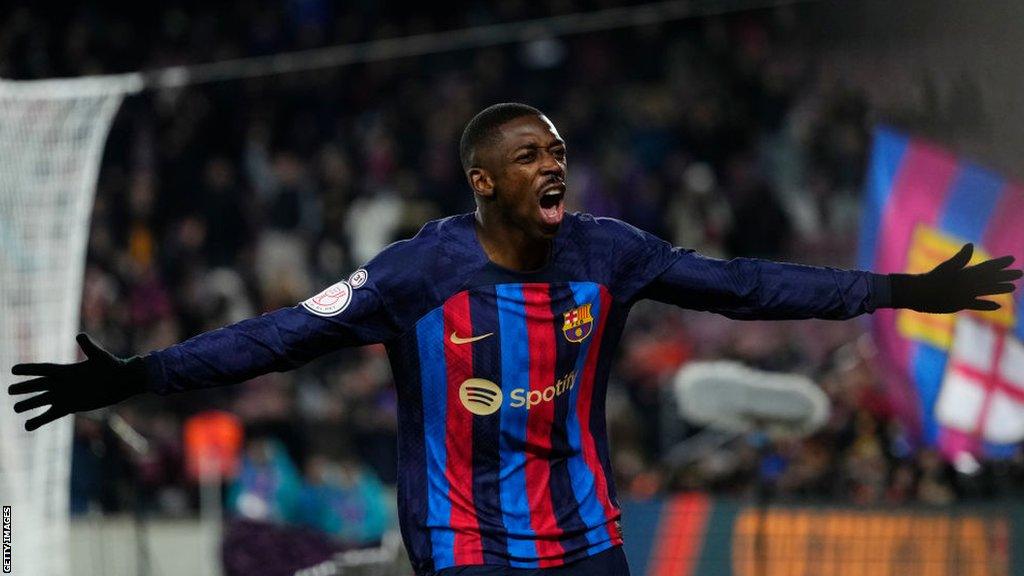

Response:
(469, 114), (567, 240)
(246, 438), (272, 465)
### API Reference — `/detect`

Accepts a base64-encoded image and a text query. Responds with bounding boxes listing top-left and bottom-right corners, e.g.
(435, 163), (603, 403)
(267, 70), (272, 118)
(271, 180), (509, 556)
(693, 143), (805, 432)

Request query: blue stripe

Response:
(1017, 290), (1024, 342)
(417, 308), (454, 568)
(495, 283), (538, 567)
(912, 342), (949, 444)
(859, 127), (910, 270)
(938, 163), (1004, 241)
(983, 441), (1018, 458)
(567, 282), (610, 545)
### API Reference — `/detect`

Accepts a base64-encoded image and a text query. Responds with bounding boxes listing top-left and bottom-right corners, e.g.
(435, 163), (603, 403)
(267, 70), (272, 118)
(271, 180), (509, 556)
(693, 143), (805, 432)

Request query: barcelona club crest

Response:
(562, 303), (594, 343)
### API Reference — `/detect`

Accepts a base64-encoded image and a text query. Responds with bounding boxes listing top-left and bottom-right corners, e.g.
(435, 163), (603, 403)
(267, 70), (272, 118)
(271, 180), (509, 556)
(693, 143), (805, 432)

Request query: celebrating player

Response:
(8, 103), (1022, 576)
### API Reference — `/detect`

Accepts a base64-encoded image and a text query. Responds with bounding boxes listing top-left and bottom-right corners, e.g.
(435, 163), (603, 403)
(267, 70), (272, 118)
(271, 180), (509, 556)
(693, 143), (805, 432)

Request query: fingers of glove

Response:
(11, 362), (67, 377)
(8, 376), (52, 395)
(24, 407), (67, 432)
(999, 268), (1024, 282)
(76, 333), (111, 362)
(967, 255), (1016, 275)
(936, 243), (973, 273)
(965, 298), (1001, 311)
(13, 392), (53, 414)
(965, 268), (1022, 289)
(973, 282), (1018, 296)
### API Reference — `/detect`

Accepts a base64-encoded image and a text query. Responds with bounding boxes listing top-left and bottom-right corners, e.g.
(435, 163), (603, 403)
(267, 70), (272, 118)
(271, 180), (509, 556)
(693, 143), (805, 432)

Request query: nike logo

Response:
(450, 331), (494, 345)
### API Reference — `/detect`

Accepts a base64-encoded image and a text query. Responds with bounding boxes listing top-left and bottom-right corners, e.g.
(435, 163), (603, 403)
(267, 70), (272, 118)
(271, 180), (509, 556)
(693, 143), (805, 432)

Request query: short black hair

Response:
(459, 102), (543, 172)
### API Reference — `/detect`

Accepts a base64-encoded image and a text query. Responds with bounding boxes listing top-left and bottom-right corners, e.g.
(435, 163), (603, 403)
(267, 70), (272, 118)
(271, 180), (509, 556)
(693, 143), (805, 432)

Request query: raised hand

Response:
(891, 243), (1023, 313)
(8, 333), (149, 431)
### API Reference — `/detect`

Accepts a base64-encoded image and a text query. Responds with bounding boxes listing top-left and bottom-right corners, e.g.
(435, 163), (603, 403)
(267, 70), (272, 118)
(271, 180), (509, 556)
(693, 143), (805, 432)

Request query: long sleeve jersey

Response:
(144, 212), (890, 575)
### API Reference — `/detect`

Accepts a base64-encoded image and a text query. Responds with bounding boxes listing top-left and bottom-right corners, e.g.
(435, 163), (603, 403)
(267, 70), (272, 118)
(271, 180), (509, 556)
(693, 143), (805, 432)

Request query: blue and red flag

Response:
(859, 126), (1024, 458)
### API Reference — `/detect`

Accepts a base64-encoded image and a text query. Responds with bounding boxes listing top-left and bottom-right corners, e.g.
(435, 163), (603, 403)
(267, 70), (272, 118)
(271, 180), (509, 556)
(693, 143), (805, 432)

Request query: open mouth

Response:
(538, 185), (565, 228)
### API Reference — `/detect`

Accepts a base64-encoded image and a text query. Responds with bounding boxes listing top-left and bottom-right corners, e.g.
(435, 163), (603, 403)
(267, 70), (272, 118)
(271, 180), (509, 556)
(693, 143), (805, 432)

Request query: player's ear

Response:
(468, 167), (495, 198)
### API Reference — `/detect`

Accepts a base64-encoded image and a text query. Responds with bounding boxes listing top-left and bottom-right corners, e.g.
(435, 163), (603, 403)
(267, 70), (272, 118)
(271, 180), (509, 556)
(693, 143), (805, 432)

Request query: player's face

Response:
(487, 115), (567, 238)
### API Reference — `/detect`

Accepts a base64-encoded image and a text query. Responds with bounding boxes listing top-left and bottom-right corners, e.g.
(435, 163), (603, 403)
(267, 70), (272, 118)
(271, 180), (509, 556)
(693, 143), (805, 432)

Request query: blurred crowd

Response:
(6, 0), (1023, 542)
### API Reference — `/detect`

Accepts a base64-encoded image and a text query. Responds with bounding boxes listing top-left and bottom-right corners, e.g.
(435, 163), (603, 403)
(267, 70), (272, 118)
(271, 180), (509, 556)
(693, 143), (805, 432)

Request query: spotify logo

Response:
(459, 378), (503, 416)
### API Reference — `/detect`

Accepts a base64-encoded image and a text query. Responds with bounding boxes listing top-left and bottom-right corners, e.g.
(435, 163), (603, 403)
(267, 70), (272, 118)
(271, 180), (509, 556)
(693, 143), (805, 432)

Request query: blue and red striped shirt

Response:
(145, 212), (889, 574)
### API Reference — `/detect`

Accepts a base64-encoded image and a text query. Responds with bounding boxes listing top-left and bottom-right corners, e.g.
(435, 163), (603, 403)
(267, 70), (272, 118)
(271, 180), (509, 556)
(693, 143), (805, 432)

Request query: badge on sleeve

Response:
(302, 281), (353, 317)
(348, 268), (368, 289)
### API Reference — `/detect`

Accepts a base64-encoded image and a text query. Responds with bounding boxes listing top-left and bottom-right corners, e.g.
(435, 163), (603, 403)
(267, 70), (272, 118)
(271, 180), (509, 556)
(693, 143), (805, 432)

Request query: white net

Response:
(0, 75), (139, 576)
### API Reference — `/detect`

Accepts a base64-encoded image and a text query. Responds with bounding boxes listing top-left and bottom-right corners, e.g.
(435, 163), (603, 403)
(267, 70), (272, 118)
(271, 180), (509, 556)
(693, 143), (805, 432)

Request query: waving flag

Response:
(859, 127), (1024, 458)
(936, 316), (1024, 455)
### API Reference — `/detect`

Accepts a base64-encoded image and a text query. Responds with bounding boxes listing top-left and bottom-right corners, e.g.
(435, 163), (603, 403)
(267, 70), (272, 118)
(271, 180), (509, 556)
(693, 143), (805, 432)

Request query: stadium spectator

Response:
(227, 437), (302, 523)
(294, 455), (392, 547)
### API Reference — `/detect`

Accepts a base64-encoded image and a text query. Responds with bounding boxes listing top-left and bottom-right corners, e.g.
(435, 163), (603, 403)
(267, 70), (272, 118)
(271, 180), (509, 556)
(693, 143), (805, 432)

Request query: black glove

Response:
(890, 243), (1022, 313)
(8, 333), (150, 431)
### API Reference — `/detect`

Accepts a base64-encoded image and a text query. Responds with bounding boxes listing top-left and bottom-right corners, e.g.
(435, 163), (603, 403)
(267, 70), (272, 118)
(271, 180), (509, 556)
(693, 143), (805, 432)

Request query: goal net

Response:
(0, 75), (139, 576)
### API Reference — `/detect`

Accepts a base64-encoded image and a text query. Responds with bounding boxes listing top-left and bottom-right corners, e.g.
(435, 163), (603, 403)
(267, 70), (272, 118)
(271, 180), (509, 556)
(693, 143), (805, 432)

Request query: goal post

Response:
(0, 74), (140, 576)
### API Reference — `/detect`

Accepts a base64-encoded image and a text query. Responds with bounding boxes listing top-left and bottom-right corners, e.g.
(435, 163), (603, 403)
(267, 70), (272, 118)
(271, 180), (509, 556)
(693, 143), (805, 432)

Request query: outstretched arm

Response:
(146, 295), (398, 394)
(9, 278), (400, 431)
(10, 334), (149, 431)
(641, 243), (1020, 321)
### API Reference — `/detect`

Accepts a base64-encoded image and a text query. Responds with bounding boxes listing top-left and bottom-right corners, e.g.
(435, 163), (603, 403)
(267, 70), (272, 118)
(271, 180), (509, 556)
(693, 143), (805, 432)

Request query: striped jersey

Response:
(145, 212), (888, 574)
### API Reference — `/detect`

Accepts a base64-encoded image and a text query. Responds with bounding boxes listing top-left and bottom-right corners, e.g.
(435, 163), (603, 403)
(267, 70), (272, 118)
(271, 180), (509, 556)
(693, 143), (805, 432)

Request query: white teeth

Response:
(543, 190), (563, 196)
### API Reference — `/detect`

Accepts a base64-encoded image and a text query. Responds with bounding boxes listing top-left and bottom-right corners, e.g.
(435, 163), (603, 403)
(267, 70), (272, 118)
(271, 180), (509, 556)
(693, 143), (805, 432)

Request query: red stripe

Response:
(875, 142), (958, 274)
(522, 284), (566, 566)
(648, 493), (712, 576)
(442, 291), (483, 564)
(964, 330), (1020, 439)
(575, 287), (620, 543)
(955, 338), (1024, 405)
